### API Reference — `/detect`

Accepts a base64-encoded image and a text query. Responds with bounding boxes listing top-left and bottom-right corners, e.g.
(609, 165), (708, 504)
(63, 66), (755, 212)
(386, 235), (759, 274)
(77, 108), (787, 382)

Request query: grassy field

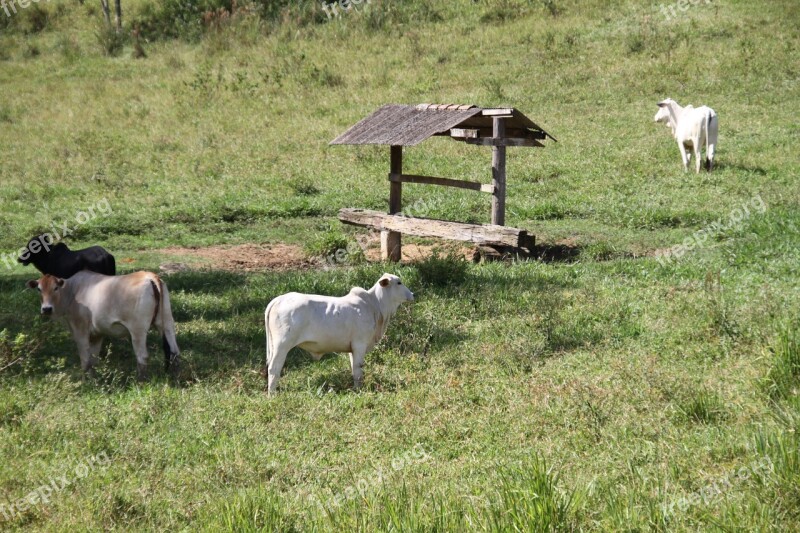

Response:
(1, 0), (799, 530)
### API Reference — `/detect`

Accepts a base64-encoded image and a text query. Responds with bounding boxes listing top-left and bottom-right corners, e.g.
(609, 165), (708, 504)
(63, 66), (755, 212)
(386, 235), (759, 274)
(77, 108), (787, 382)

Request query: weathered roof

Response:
(330, 104), (556, 146)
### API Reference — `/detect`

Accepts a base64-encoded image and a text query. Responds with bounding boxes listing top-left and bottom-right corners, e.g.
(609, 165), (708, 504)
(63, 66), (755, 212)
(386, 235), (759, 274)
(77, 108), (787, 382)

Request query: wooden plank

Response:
(491, 117), (507, 226)
(384, 145), (403, 261)
(389, 173), (494, 194)
(434, 127), (546, 140)
(449, 128), (479, 139)
(465, 137), (545, 147)
(339, 209), (528, 248)
(482, 108), (514, 116)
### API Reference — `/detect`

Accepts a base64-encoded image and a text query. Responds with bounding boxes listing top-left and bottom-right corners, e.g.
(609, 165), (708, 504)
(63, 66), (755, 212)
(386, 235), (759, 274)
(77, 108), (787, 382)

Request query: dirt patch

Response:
(364, 242), (477, 263)
(157, 243), (313, 272)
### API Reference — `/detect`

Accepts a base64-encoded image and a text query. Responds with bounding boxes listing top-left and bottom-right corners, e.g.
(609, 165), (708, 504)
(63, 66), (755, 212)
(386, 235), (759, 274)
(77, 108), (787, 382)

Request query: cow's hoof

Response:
(136, 365), (149, 382)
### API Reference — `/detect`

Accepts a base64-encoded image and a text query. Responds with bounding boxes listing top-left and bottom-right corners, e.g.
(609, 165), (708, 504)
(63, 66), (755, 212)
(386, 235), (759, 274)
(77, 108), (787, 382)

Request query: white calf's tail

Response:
(706, 109), (718, 171)
(264, 299), (277, 373)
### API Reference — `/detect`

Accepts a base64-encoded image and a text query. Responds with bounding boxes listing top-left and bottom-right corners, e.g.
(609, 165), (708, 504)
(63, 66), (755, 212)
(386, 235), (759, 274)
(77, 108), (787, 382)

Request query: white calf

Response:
(264, 273), (414, 393)
(654, 98), (718, 173)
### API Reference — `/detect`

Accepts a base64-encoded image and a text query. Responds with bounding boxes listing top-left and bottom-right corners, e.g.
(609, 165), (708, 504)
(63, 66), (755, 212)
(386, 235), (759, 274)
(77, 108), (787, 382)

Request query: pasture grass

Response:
(0, 0), (799, 530)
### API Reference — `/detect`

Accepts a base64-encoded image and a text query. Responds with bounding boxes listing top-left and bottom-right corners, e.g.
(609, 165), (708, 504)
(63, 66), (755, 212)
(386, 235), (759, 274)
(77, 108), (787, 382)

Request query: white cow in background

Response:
(654, 98), (718, 173)
(264, 273), (414, 393)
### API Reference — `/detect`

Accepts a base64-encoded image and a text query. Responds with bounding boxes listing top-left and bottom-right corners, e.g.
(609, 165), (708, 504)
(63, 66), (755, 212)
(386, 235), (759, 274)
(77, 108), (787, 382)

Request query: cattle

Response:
(18, 235), (116, 278)
(26, 271), (180, 380)
(654, 98), (718, 173)
(264, 273), (414, 393)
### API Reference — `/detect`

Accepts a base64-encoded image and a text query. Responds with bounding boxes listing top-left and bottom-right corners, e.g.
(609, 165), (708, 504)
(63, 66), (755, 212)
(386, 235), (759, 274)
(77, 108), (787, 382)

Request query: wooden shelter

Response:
(331, 104), (556, 261)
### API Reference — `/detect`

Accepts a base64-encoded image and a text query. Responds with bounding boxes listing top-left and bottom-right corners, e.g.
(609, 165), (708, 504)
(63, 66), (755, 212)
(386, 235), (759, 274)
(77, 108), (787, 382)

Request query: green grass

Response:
(1, 0), (799, 530)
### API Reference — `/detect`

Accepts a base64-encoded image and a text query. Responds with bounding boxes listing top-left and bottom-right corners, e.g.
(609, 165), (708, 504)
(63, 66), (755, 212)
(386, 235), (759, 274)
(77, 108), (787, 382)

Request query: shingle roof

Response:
(330, 104), (555, 146)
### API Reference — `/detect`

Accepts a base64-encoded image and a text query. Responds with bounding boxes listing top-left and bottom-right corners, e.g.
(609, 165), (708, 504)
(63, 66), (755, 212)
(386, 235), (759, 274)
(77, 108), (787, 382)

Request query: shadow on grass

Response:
(1, 259), (613, 389)
(713, 161), (768, 175)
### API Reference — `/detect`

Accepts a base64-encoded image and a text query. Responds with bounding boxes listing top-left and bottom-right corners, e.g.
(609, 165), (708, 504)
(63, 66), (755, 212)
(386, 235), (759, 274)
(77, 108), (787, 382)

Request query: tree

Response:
(100, 0), (122, 32)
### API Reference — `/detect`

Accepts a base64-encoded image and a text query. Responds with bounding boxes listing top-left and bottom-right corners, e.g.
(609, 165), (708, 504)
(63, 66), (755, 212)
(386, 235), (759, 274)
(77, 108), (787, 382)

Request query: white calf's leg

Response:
(267, 341), (291, 394)
(349, 343), (367, 390)
(678, 142), (689, 172)
(694, 144), (702, 174)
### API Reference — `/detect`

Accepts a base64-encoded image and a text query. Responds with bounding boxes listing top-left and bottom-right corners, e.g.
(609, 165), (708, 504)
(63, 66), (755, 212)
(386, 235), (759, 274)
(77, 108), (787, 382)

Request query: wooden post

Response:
(382, 145), (403, 261)
(491, 117), (506, 226)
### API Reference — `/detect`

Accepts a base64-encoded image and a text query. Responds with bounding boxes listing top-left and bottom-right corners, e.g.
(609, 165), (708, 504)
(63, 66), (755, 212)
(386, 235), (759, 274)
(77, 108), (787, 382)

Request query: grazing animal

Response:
(18, 235), (116, 278)
(264, 273), (414, 393)
(654, 98), (718, 173)
(27, 271), (180, 380)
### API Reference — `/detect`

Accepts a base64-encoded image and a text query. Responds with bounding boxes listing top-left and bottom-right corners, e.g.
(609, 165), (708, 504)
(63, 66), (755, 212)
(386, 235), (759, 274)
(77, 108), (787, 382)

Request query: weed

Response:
(764, 324), (800, 401)
(677, 389), (728, 424)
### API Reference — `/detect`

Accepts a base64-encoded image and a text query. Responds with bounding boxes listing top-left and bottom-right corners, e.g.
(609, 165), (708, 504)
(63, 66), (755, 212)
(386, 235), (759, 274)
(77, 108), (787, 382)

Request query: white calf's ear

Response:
(56, 278), (65, 288)
(379, 278), (390, 287)
(26, 280), (38, 289)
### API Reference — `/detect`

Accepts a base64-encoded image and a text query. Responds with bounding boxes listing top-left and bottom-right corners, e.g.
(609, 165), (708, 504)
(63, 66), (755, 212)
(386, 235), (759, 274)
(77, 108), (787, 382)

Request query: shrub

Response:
(305, 228), (350, 259)
(19, 3), (49, 34)
(0, 329), (40, 377)
(415, 250), (468, 288)
(96, 24), (126, 56)
(288, 178), (320, 196)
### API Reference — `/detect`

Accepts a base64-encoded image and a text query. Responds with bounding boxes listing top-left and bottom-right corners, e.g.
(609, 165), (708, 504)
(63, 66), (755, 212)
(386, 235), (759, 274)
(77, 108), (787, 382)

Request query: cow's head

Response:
(377, 273), (414, 305)
(26, 275), (66, 316)
(17, 234), (58, 266)
(654, 98), (675, 124)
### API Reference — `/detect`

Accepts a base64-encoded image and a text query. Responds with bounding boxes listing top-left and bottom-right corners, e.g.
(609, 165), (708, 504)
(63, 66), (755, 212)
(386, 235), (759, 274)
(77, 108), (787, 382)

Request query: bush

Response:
(415, 249), (468, 288)
(0, 329), (40, 377)
(96, 24), (126, 56)
(19, 3), (49, 34)
(134, 0), (319, 42)
(305, 228), (350, 259)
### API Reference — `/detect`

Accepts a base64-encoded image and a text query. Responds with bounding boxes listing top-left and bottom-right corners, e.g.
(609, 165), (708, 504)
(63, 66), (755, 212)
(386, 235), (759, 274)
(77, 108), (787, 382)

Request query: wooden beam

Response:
(435, 127), (544, 139)
(482, 108), (514, 116)
(389, 173), (494, 194)
(465, 137), (545, 147)
(449, 128), (479, 139)
(339, 209), (530, 248)
(383, 146), (403, 262)
(491, 117), (507, 226)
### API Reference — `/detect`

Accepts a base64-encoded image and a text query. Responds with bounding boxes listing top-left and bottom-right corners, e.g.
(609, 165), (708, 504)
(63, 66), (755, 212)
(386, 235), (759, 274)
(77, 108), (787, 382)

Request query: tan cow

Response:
(27, 271), (180, 380)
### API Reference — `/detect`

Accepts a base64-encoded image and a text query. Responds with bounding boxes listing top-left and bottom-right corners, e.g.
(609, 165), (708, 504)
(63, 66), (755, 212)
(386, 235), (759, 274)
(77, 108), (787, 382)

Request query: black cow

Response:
(18, 235), (116, 278)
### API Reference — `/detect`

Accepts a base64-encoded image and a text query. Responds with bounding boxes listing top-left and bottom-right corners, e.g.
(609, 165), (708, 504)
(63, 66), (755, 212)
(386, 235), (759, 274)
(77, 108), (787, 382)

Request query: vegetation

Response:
(0, 0), (798, 530)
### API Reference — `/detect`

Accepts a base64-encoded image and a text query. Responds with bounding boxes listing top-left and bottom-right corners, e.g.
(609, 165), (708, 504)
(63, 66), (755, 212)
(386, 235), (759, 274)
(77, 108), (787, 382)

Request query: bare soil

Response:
(157, 243), (313, 272)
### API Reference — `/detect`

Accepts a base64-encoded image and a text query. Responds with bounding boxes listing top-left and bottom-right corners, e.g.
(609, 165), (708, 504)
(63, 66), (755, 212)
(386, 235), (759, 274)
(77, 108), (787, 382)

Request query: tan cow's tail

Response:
(149, 276), (180, 373)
